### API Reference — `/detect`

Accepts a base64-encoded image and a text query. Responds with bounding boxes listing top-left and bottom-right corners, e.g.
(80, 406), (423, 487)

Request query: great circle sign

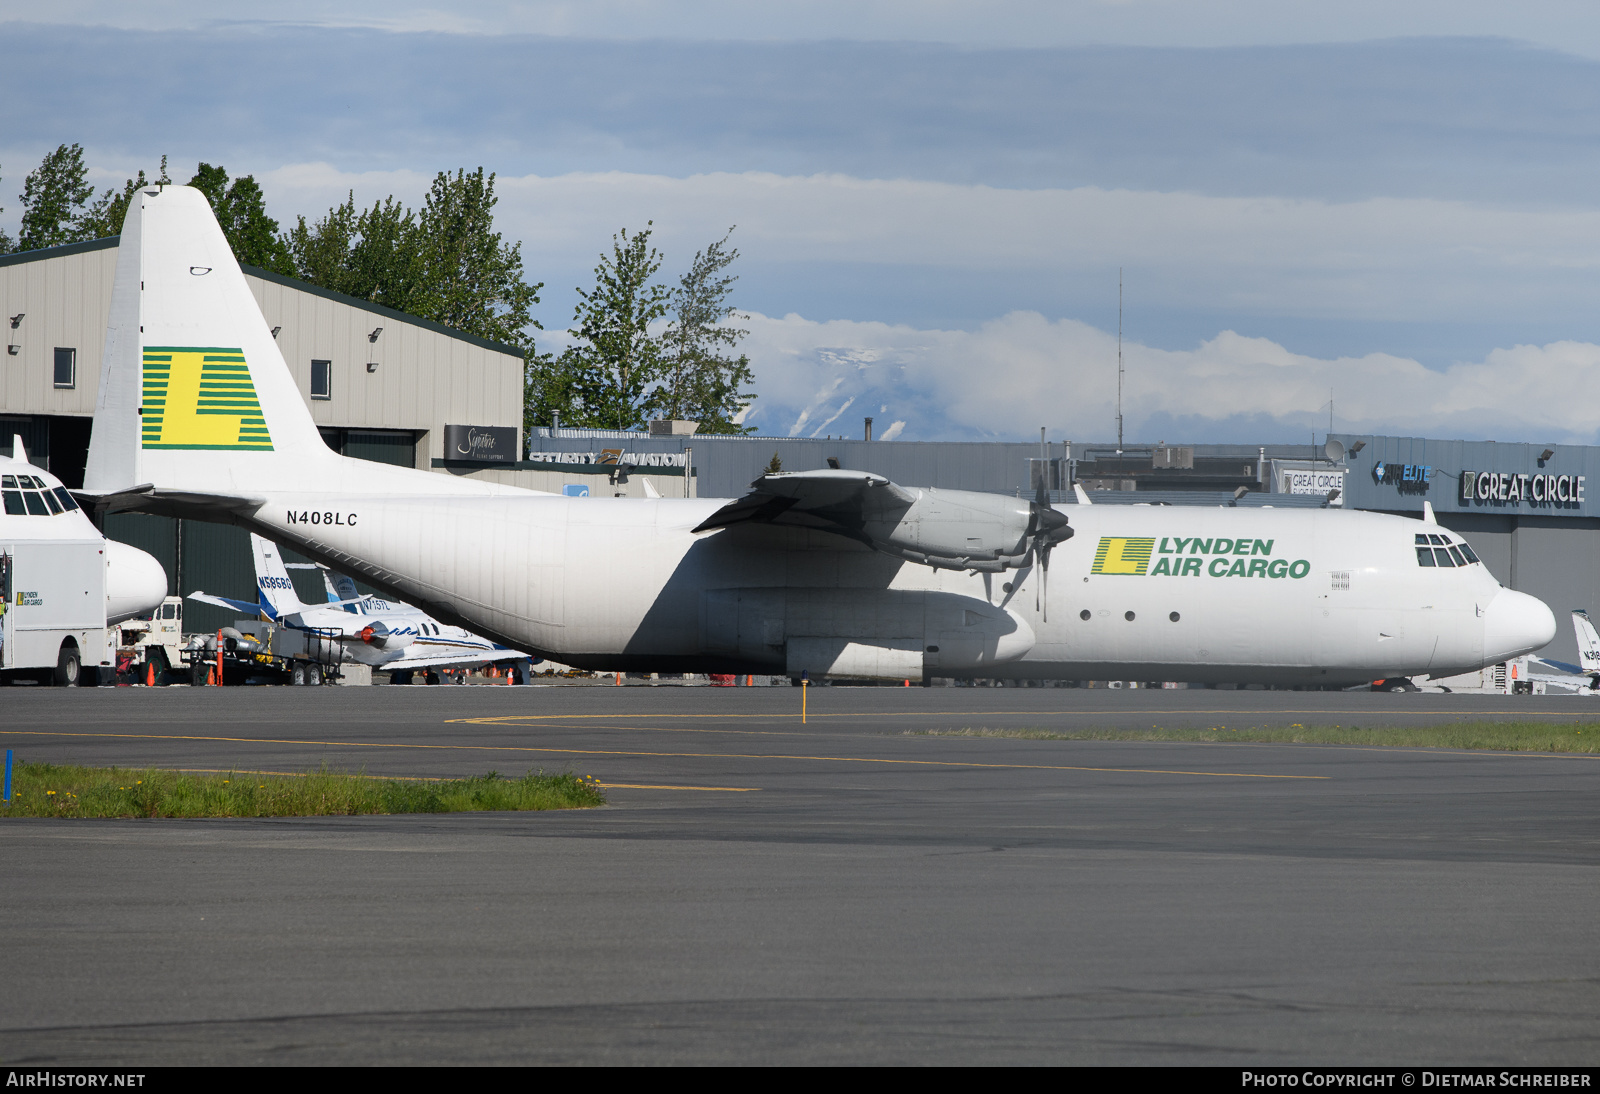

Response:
(1460, 470), (1586, 509)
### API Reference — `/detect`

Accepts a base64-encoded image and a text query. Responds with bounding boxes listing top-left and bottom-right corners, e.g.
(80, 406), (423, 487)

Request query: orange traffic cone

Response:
(145, 661), (156, 687)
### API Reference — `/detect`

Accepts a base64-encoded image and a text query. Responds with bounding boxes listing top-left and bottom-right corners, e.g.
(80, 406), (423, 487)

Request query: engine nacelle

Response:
(861, 487), (1065, 572)
(354, 619), (415, 651)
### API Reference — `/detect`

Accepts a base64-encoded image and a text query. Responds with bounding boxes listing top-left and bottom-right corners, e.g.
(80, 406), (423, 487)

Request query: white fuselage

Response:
(237, 493), (1550, 684)
(279, 599), (519, 672)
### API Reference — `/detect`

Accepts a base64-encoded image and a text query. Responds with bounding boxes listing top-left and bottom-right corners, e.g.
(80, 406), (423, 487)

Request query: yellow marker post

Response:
(802, 677), (808, 723)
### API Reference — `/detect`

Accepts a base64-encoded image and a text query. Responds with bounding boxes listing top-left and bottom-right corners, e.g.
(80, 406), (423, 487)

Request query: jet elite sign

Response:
(1091, 537), (1311, 579)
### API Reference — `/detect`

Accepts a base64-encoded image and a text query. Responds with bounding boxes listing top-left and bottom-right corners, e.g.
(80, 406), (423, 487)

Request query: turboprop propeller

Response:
(1027, 481), (1073, 620)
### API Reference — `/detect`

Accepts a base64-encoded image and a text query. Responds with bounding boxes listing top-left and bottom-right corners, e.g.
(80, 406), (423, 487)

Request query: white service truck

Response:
(1, 444), (167, 685)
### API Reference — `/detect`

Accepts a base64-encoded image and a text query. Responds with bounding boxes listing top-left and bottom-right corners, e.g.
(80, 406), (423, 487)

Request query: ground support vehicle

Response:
(1, 543), (113, 686)
(181, 620), (349, 686)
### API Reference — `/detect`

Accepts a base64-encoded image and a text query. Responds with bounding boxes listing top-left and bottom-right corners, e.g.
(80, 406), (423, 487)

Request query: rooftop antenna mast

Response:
(1116, 269), (1124, 453)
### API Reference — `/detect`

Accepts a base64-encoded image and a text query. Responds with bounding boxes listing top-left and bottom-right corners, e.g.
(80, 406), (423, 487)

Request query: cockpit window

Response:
(2, 491), (22, 515)
(40, 489), (63, 515)
(1414, 532), (1481, 567)
(21, 491), (47, 516)
(52, 487), (78, 511)
(0, 475), (14, 488)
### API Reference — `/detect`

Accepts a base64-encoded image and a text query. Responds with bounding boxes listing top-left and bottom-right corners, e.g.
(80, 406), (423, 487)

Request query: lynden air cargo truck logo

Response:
(1091, 537), (1155, 575)
(141, 347), (273, 450)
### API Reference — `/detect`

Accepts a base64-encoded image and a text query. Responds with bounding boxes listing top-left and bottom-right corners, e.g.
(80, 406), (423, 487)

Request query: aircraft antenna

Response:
(1116, 269), (1124, 453)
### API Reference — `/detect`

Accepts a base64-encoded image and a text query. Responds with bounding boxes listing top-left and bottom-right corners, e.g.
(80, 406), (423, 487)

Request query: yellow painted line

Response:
(598, 782), (757, 792)
(452, 707), (1600, 724)
(1, 730), (1321, 779)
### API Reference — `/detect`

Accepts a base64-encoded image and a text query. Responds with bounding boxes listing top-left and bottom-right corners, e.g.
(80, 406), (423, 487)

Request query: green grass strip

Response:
(0, 763), (605, 818)
(904, 721), (1600, 753)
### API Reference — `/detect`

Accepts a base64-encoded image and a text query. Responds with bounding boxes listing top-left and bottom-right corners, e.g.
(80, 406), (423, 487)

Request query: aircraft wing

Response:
(692, 469), (917, 536)
(383, 649), (530, 672)
(1531, 656), (1585, 675)
(186, 591), (262, 617)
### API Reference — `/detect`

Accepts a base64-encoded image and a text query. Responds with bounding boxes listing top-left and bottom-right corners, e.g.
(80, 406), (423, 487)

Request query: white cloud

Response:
(735, 310), (1600, 445)
(259, 165), (1600, 329)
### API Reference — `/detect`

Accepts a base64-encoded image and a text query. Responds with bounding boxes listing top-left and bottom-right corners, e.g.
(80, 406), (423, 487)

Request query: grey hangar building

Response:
(3, 237), (1594, 670)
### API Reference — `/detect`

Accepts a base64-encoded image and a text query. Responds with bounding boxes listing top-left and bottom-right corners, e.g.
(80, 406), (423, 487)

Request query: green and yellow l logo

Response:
(141, 346), (273, 451)
(1091, 537), (1155, 575)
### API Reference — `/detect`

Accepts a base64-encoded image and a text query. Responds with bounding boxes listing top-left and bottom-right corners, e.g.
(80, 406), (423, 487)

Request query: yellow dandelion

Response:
(46, 790), (56, 796)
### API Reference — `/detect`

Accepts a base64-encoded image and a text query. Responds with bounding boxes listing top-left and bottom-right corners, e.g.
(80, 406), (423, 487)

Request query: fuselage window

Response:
(1416, 546), (1436, 566)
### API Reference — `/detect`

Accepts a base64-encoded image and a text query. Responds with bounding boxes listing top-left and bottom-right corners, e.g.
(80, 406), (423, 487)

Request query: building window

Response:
(310, 359), (331, 400)
(53, 348), (76, 389)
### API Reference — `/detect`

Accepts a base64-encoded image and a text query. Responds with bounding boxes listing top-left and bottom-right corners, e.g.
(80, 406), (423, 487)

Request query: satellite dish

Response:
(1324, 438), (1346, 461)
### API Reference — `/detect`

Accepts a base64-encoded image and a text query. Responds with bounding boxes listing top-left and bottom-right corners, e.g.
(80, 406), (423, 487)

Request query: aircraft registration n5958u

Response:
(80, 186), (1557, 684)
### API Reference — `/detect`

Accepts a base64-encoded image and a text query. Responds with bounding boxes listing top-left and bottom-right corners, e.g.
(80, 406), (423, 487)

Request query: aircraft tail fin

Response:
(250, 534), (306, 621)
(1572, 610), (1600, 674)
(327, 568), (362, 607)
(81, 186), (517, 503)
(83, 185), (338, 499)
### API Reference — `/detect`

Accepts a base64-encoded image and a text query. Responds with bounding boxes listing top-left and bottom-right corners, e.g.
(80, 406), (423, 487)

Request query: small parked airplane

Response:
(188, 533), (531, 682)
(1524, 609), (1600, 694)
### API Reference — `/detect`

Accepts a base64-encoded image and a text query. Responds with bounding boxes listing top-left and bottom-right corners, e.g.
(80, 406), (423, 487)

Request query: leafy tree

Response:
(287, 169), (539, 348)
(284, 193), (360, 291)
(411, 168), (539, 346)
(78, 169), (150, 239)
(545, 225), (672, 430)
(187, 163), (296, 275)
(647, 227), (756, 434)
(16, 143), (95, 252)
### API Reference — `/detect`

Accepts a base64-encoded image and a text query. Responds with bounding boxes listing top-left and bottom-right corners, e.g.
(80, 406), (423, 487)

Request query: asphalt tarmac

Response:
(2, 685), (1598, 1065)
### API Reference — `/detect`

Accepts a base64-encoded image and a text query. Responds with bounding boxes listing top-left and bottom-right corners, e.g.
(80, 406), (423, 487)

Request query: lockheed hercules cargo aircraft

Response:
(79, 185), (1556, 684)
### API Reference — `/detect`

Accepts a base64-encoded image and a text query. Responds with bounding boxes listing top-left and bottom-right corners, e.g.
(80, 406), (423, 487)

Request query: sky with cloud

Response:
(4, 3), (1599, 443)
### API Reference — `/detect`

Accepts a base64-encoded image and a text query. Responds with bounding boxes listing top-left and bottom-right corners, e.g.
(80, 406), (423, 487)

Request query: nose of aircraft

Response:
(1482, 588), (1557, 663)
(106, 539), (168, 624)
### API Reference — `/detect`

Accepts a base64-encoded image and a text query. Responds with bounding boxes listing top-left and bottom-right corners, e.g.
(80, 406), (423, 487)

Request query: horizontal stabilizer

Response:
(186, 591), (262, 617)
(74, 483), (263, 517)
